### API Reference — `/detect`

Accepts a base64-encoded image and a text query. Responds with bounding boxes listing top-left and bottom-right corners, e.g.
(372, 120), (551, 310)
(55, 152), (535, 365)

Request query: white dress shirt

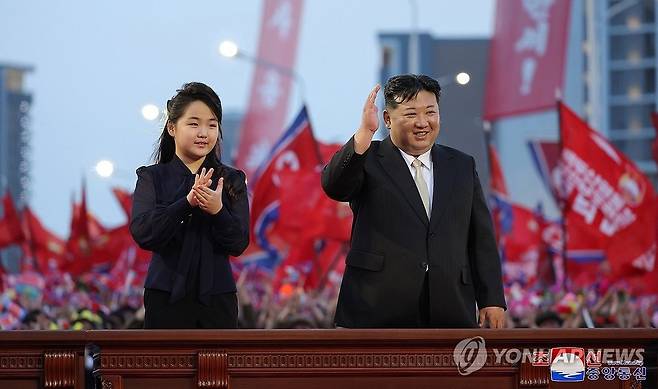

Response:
(398, 147), (434, 215)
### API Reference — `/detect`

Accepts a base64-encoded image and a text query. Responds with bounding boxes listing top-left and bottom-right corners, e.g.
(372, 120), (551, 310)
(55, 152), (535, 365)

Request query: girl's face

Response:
(168, 100), (219, 163)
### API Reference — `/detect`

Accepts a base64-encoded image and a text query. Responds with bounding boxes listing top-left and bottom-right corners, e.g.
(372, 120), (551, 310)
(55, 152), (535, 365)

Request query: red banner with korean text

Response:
(559, 102), (656, 281)
(484, 0), (571, 120)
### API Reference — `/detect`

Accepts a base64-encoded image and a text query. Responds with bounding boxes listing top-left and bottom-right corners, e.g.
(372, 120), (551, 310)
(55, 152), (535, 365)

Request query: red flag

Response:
(276, 169), (352, 243)
(71, 203), (107, 241)
(271, 238), (345, 293)
(101, 225), (147, 293)
(91, 225), (130, 271)
(275, 169), (322, 240)
(272, 237), (316, 294)
(271, 140), (351, 292)
(317, 142), (340, 162)
(234, 0), (305, 179)
(533, 215), (558, 288)
(111, 187), (133, 219)
(21, 207), (66, 274)
(484, 0), (571, 120)
(0, 192), (24, 249)
(273, 170), (351, 292)
(488, 144), (509, 196)
(488, 144), (566, 286)
(307, 240), (345, 291)
(70, 195), (145, 274)
(539, 217), (605, 288)
(99, 223), (150, 272)
(528, 139), (607, 274)
(487, 144), (511, 243)
(68, 185), (90, 247)
(528, 139), (596, 268)
(244, 106), (321, 268)
(559, 102), (656, 282)
(622, 194), (658, 295)
(64, 182), (93, 275)
(487, 144), (538, 268)
(313, 142), (352, 241)
(502, 204), (542, 258)
(77, 223), (150, 294)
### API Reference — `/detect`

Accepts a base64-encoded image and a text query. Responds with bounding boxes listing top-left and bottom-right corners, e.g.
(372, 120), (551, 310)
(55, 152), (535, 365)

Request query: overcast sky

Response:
(0, 0), (493, 234)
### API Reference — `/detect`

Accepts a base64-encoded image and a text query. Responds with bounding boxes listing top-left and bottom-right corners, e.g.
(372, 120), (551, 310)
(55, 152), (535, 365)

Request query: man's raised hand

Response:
(354, 84), (380, 155)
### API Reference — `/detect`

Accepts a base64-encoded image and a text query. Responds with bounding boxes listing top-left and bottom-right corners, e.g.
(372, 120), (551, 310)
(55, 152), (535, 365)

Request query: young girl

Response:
(130, 82), (249, 329)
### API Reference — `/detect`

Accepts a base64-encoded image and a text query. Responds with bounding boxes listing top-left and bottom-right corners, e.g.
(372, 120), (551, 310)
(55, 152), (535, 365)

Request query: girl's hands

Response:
(186, 167), (214, 206)
(193, 177), (224, 215)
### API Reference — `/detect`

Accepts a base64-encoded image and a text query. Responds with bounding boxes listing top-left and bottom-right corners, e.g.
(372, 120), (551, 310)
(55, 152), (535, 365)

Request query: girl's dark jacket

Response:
(130, 155), (249, 305)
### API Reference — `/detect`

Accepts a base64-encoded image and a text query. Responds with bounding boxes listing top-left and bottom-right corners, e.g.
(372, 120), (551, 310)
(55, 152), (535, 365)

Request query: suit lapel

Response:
(429, 144), (456, 230)
(377, 137), (429, 226)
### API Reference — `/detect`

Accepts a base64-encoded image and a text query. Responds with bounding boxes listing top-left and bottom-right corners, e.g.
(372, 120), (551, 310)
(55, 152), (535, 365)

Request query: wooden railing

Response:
(0, 329), (656, 388)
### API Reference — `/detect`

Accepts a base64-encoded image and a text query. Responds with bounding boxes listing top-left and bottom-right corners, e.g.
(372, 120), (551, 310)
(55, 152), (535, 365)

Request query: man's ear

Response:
(383, 110), (391, 129)
(167, 121), (175, 137)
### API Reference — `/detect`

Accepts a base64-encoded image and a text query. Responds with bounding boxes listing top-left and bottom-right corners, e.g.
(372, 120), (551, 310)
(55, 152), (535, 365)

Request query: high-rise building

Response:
(0, 64), (32, 206)
(0, 63), (33, 270)
(585, 0), (657, 184)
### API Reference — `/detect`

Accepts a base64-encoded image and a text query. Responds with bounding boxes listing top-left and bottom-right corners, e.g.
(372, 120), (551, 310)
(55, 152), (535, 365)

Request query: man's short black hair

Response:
(384, 74), (441, 109)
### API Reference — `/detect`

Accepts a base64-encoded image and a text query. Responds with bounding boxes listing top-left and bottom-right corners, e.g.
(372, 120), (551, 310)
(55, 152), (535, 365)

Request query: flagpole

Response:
(556, 98), (568, 292)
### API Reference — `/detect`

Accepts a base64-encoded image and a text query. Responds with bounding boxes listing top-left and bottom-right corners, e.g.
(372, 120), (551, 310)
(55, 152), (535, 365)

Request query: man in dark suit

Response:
(321, 74), (506, 328)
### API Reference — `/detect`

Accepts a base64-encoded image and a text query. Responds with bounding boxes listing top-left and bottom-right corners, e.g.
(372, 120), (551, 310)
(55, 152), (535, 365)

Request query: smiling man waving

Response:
(322, 74), (506, 329)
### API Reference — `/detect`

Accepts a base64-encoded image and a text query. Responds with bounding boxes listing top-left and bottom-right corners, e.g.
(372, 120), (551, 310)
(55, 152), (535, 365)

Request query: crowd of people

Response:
(2, 264), (657, 330)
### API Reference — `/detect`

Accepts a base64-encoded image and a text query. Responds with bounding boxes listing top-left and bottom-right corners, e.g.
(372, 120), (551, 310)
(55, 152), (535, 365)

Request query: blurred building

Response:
(377, 33), (492, 186)
(0, 64), (32, 205)
(586, 0), (657, 183)
(0, 63), (33, 269)
(220, 111), (243, 167)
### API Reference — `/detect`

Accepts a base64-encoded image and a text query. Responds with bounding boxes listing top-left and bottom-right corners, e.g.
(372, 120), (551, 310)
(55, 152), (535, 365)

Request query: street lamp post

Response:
(141, 104), (160, 121)
(408, 0), (419, 74)
(438, 72), (471, 87)
(218, 40), (306, 102)
(91, 159), (133, 186)
(94, 160), (115, 179)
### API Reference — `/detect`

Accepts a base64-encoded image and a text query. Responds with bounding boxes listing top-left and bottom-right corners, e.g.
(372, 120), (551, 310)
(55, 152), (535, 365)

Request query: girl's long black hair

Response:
(152, 82), (223, 164)
(153, 82), (243, 201)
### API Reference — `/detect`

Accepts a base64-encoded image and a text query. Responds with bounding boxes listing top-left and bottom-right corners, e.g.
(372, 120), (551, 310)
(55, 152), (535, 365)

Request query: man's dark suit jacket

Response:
(130, 155), (249, 305)
(321, 136), (506, 328)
